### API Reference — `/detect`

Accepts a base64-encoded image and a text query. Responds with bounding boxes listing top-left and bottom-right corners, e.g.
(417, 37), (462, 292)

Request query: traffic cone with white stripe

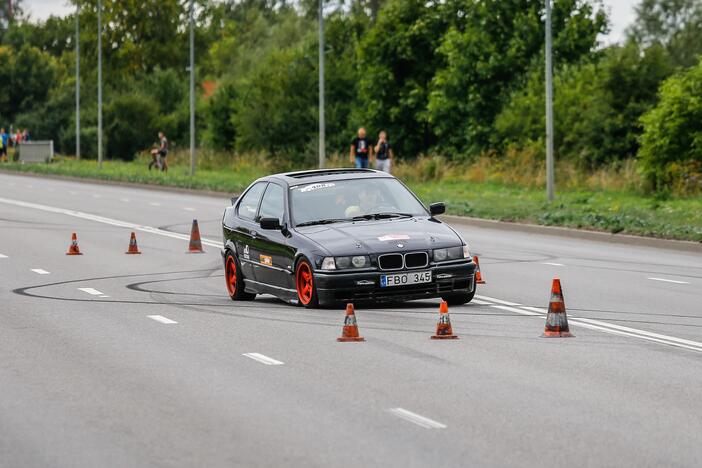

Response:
(125, 232), (141, 254)
(431, 300), (458, 339)
(473, 255), (485, 284)
(337, 303), (365, 342)
(186, 219), (204, 253)
(542, 278), (574, 338)
(66, 232), (82, 255)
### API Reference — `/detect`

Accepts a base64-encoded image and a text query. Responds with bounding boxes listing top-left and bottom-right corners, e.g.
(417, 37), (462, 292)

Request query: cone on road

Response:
(186, 219), (204, 253)
(125, 232), (141, 254)
(473, 255), (485, 284)
(431, 301), (458, 339)
(66, 232), (82, 255)
(542, 278), (574, 338)
(337, 303), (365, 342)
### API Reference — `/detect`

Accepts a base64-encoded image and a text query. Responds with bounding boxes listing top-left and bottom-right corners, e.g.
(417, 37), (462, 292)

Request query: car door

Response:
(234, 181), (267, 280)
(255, 182), (295, 291)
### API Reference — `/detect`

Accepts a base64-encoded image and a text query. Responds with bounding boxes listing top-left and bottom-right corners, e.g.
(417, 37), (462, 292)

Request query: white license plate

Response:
(380, 270), (432, 288)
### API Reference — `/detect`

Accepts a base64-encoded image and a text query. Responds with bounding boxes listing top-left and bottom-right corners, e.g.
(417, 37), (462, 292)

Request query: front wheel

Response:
(224, 251), (256, 301)
(295, 258), (319, 308)
(442, 275), (477, 306)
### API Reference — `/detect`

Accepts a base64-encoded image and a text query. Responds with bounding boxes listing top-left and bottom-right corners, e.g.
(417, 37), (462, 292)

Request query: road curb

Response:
(440, 215), (702, 253)
(3, 168), (699, 252)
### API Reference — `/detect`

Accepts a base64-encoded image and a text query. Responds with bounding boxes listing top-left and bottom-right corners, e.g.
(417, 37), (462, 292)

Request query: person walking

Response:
(349, 127), (372, 169)
(157, 131), (168, 172)
(373, 131), (393, 173)
(0, 128), (6, 163)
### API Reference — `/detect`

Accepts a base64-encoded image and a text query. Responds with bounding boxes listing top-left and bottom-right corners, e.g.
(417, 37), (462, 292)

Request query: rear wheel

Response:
(295, 258), (319, 308)
(442, 275), (477, 306)
(224, 251), (256, 301)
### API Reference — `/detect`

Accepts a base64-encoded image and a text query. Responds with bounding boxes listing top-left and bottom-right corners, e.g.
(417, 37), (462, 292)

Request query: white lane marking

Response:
(0, 253), (7, 258)
(472, 299), (493, 305)
(148, 315), (178, 324)
(648, 277), (690, 285)
(542, 262), (564, 266)
(243, 353), (284, 366)
(99, 295), (109, 298)
(388, 408), (447, 429)
(30, 269), (50, 275)
(491, 304), (542, 317)
(78, 287), (106, 296)
(184, 207), (195, 212)
(0, 197), (220, 248)
(68, 191), (77, 195)
(92, 194), (102, 198)
(475, 295), (521, 306)
(149, 202), (161, 207)
(25, 184), (34, 189)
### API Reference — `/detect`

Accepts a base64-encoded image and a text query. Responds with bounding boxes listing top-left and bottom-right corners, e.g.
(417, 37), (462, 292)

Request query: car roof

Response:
(263, 168), (394, 186)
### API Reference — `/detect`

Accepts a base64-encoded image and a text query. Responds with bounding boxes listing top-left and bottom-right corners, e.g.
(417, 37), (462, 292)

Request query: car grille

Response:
(332, 275), (474, 302)
(378, 253), (403, 270)
(404, 252), (428, 269)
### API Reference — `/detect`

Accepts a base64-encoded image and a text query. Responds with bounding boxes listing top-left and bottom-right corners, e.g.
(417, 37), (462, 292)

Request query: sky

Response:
(22, 0), (640, 44)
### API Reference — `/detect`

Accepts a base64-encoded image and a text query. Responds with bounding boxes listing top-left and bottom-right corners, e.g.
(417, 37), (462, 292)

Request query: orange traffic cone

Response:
(186, 219), (204, 253)
(337, 303), (365, 342)
(473, 255), (485, 284)
(542, 278), (574, 338)
(66, 232), (82, 255)
(431, 300), (458, 339)
(125, 232), (141, 254)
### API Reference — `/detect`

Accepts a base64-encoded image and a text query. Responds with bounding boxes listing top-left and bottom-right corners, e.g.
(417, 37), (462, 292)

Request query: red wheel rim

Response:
(225, 256), (237, 296)
(296, 261), (314, 305)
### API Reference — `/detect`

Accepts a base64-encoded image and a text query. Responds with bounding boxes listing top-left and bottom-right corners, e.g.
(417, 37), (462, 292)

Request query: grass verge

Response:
(2, 156), (700, 242)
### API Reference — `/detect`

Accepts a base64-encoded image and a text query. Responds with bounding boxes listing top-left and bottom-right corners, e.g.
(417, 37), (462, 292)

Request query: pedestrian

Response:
(373, 131), (393, 173)
(349, 127), (372, 169)
(22, 129), (29, 142)
(157, 131), (168, 172)
(0, 128), (6, 163)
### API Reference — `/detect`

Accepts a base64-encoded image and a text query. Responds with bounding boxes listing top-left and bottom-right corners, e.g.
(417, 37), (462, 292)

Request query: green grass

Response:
(2, 157), (701, 242)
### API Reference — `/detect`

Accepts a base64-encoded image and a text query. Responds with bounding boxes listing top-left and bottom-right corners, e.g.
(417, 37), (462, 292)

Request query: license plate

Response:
(380, 270), (432, 288)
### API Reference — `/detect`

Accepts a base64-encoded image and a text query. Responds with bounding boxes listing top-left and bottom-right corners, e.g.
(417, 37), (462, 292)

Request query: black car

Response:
(221, 168), (477, 308)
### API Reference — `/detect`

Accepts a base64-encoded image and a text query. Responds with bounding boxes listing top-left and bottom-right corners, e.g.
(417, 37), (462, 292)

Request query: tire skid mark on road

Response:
(388, 408), (446, 429)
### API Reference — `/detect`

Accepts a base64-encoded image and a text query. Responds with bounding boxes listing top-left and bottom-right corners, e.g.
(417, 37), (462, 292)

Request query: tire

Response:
(442, 275), (477, 306)
(295, 257), (319, 308)
(224, 250), (256, 301)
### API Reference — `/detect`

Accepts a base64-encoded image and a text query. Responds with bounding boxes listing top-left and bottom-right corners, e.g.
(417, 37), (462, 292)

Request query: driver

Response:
(345, 186), (382, 218)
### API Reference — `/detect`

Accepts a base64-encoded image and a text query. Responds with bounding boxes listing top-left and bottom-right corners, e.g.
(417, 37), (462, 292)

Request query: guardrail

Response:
(18, 141), (54, 163)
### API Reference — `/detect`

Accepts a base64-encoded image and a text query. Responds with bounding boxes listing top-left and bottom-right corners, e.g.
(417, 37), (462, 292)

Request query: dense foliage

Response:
(0, 0), (700, 192)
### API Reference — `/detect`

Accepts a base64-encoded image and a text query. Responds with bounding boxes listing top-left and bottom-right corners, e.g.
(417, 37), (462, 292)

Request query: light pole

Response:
(545, 0), (554, 201)
(318, 0), (325, 169)
(189, 0), (195, 176)
(75, 1), (80, 160)
(97, 0), (103, 168)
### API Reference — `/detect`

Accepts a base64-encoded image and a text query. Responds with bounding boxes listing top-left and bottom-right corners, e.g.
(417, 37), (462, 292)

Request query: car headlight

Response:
(321, 257), (336, 270)
(433, 246), (467, 262)
(332, 255), (370, 269)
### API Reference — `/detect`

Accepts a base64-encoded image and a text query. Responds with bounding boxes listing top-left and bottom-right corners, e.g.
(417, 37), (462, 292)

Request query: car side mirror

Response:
(260, 217), (282, 230)
(429, 202), (446, 216)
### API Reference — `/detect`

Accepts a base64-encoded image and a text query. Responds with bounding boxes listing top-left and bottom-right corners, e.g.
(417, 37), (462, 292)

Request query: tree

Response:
(639, 58), (702, 192)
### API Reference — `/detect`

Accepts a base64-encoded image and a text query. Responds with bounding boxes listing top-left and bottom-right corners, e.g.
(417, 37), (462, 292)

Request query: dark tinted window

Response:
(237, 182), (266, 221)
(258, 183), (285, 222)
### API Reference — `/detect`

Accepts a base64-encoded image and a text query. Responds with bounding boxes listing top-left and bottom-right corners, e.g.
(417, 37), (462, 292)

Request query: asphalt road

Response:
(1, 172), (701, 468)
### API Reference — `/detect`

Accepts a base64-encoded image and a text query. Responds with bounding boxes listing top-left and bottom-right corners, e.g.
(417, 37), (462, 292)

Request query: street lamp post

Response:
(545, 0), (554, 201)
(318, 0), (325, 169)
(97, 0), (103, 168)
(75, 1), (80, 160)
(189, 0), (195, 176)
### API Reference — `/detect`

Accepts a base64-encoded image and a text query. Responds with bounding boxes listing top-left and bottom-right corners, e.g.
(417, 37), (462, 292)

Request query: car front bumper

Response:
(314, 260), (476, 305)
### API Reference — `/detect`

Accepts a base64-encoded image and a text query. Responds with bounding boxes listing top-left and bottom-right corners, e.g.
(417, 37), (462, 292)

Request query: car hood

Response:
(295, 217), (462, 255)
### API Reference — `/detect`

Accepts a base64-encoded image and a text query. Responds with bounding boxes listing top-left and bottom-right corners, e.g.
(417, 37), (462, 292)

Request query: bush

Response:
(104, 92), (160, 160)
(639, 58), (702, 193)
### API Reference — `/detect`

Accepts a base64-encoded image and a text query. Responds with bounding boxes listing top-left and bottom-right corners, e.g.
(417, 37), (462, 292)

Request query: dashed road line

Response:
(475, 295), (521, 307)
(92, 194), (102, 199)
(184, 207), (195, 212)
(30, 269), (50, 275)
(119, 198), (130, 202)
(0, 253), (7, 258)
(472, 299), (493, 305)
(149, 202), (162, 207)
(148, 315), (178, 324)
(388, 408), (447, 429)
(78, 287), (107, 297)
(542, 262), (564, 266)
(243, 353), (284, 366)
(648, 277), (689, 285)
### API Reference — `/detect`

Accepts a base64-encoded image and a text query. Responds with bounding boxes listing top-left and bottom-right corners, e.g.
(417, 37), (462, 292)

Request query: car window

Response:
(258, 183), (285, 223)
(237, 182), (266, 221)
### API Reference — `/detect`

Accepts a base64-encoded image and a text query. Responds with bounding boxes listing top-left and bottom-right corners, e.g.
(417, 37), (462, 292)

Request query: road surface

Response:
(1, 172), (701, 467)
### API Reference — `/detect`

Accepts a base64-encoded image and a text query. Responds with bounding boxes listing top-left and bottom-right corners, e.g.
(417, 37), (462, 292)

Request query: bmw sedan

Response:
(221, 168), (477, 308)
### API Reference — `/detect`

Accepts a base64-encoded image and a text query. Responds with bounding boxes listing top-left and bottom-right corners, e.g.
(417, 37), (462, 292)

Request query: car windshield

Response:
(290, 177), (428, 226)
